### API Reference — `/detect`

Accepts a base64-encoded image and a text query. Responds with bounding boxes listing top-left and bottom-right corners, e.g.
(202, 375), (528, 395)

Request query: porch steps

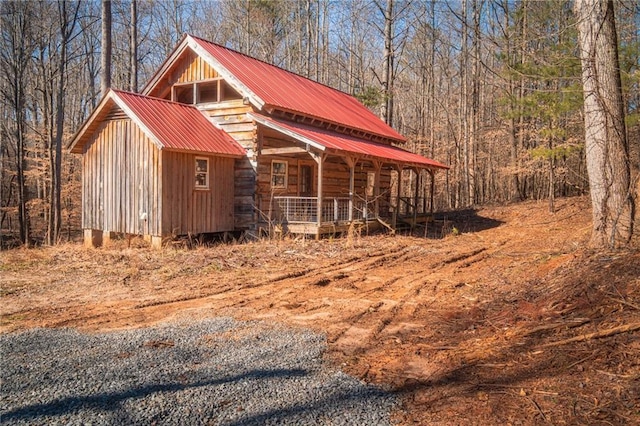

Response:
(375, 216), (396, 234)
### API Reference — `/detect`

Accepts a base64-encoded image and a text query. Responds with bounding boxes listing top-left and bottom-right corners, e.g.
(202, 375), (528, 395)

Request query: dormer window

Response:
(174, 85), (194, 104)
(172, 78), (241, 105)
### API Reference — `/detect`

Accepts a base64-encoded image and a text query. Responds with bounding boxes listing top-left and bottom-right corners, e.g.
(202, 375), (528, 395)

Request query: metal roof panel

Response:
(250, 113), (448, 170)
(190, 35), (406, 143)
(114, 90), (245, 157)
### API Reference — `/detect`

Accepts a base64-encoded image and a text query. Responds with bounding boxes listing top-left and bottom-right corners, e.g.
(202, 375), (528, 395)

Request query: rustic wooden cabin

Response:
(68, 89), (245, 248)
(69, 34), (448, 247)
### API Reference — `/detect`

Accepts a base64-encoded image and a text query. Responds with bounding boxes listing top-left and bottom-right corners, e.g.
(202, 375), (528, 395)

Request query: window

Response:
(195, 157), (209, 189)
(220, 80), (241, 102)
(198, 82), (218, 103)
(271, 160), (288, 189)
(172, 79), (242, 105)
(174, 84), (194, 104)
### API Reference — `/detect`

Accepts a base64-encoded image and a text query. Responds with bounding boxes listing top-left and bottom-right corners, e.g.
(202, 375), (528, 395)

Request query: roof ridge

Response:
(186, 33), (360, 102)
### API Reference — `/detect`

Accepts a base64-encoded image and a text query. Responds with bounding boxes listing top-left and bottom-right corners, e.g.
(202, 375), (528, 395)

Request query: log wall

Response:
(255, 135), (393, 214)
(203, 103), (257, 230)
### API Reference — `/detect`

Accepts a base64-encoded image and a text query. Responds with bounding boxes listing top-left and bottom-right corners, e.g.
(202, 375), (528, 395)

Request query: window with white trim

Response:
(271, 160), (288, 189)
(195, 157), (209, 189)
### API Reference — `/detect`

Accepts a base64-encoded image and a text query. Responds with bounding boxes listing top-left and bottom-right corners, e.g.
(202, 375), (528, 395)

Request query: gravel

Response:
(0, 318), (397, 425)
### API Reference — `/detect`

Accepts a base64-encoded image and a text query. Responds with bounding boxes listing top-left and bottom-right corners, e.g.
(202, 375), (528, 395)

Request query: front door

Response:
(299, 164), (313, 196)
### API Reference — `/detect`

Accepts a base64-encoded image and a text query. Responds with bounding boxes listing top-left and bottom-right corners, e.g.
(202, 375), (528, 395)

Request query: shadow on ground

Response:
(397, 209), (504, 239)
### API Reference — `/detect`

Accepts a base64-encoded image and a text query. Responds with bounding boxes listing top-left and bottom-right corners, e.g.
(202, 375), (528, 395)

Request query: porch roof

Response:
(250, 113), (449, 171)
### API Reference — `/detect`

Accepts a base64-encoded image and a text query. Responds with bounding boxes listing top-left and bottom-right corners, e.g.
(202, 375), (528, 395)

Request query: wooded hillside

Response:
(1, 0), (638, 246)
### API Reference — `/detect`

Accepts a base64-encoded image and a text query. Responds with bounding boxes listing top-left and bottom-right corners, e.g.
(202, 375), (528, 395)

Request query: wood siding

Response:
(148, 48), (220, 99)
(255, 134), (392, 214)
(202, 102), (257, 230)
(161, 152), (235, 235)
(82, 109), (237, 237)
(177, 49), (219, 82)
(82, 116), (162, 236)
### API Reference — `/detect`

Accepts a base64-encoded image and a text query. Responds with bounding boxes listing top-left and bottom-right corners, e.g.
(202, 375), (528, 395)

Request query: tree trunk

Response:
(429, 0), (436, 158)
(101, 0), (111, 96)
(381, 0), (393, 126)
(130, 0), (138, 92)
(1, 1), (33, 246)
(574, 0), (634, 247)
(470, 0), (481, 205)
(305, 0), (312, 78)
(460, 0), (470, 206)
(49, 1), (79, 245)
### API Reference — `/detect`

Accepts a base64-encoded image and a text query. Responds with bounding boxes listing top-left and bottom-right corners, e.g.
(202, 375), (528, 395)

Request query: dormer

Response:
(143, 34), (407, 146)
(171, 78), (242, 106)
(145, 48), (243, 107)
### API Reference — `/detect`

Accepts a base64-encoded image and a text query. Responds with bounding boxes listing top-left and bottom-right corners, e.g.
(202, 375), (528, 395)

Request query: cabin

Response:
(69, 34), (448, 248)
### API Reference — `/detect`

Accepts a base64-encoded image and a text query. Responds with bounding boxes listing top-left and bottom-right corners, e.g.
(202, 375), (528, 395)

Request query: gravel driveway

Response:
(0, 318), (396, 425)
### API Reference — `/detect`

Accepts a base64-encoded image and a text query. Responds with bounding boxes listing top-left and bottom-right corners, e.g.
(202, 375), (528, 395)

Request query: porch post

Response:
(343, 156), (356, 221)
(392, 164), (402, 229)
(422, 170), (428, 214)
(412, 168), (419, 229)
(349, 164), (355, 221)
(310, 152), (326, 239)
(429, 169), (435, 215)
(373, 160), (382, 219)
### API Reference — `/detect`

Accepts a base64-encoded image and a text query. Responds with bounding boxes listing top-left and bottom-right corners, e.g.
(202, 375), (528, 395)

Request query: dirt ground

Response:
(2, 196), (639, 425)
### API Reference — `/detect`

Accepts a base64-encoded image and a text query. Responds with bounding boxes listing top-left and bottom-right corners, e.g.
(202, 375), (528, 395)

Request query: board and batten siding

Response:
(161, 152), (235, 235)
(82, 118), (162, 236)
(176, 49), (219, 83)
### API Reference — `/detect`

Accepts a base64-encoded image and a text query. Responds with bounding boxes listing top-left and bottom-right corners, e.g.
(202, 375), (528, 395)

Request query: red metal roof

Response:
(113, 90), (245, 156)
(250, 113), (448, 170)
(190, 35), (406, 144)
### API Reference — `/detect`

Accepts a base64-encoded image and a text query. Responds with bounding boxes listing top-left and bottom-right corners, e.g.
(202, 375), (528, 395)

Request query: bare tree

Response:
(575, 0), (634, 247)
(130, 0), (138, 92)
(0, 1), (35, 245)
(101, 0), (111, 96)
(48, 1), (80, 245)
(379, 0), (394, 125)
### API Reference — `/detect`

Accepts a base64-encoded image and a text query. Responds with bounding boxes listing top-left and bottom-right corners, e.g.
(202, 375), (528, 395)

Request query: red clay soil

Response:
(1, 196), (639, 425)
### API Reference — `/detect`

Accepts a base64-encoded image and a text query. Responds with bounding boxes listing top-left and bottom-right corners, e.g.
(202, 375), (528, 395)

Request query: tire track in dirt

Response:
(322, 244), (491, 359)
(207, 246), (421, 337)
(12, 244), (486, 333)
(210, 246), (412, 300)
(363, 277), (430, 340)
(327, 270), (433, 351)
(117, 246), (414, 325)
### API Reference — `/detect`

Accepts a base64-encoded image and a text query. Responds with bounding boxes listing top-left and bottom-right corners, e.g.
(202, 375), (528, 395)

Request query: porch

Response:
(265, 195), (434, 238)
(251, 113), (448, 238)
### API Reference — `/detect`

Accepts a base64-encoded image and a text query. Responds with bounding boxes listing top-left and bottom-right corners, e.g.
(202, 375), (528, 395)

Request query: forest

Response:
(1, 0), (639, 247)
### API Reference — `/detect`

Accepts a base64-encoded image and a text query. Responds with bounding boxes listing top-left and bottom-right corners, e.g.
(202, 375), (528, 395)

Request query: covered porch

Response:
(251, 113), (448, 238)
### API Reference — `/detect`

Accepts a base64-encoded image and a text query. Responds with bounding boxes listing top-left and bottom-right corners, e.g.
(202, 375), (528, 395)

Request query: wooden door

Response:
(299, 164), (314, 196)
